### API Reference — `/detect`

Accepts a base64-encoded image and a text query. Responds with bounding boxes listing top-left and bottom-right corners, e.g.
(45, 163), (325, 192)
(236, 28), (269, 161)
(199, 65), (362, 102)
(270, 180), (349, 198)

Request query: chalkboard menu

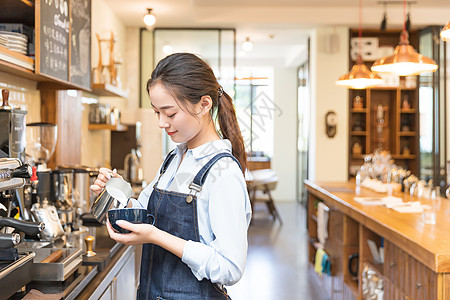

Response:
(70, 0), (91, 89)
(38, 0), (70, 81)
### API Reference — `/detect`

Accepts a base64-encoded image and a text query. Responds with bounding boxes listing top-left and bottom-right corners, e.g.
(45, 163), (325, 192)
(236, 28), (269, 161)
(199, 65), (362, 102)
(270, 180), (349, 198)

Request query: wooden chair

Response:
(246, 169), (282, 224)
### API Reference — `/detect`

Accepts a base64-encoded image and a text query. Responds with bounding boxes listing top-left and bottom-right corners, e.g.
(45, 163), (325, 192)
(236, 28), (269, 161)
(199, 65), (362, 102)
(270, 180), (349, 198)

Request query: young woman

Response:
(90, 53), (252, 299)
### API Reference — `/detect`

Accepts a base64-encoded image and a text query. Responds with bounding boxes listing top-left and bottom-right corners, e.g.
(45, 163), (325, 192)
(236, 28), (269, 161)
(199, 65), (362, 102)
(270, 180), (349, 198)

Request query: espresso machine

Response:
(0, 157), (45, 300)
(0, 89), (28, 221)
(0, 89), (27, 163)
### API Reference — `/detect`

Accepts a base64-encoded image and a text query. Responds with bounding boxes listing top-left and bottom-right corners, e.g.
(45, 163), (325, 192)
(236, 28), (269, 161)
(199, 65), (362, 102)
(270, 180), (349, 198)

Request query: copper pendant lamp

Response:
(336, 0), (384, 89)
(440, 22), (450, 42)
(336, 56), (384, 89)
(371, 0), (438, 76)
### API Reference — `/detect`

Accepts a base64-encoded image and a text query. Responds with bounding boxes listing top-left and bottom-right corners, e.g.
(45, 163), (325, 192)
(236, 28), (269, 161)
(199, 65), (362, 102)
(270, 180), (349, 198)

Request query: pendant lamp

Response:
(371, 0), (438, 76)
(336, 0), (384, 89)
(336, 56), (384, 89)
(441, 22), (450, 42)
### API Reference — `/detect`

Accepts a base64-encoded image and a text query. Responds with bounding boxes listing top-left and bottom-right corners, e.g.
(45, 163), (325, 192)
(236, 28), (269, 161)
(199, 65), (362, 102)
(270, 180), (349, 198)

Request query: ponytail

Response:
(217, 92), (247, 173)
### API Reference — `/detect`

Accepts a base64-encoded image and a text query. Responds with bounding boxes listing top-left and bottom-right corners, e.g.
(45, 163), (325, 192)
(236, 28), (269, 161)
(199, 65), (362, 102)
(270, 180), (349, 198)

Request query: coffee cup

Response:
(348, 253), (359, 277)
(107, 208), (155, 234)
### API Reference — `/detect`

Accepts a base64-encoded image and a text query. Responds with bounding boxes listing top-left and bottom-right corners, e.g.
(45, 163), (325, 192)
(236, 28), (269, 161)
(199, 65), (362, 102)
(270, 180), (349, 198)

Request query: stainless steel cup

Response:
(90, 178), (132, 224)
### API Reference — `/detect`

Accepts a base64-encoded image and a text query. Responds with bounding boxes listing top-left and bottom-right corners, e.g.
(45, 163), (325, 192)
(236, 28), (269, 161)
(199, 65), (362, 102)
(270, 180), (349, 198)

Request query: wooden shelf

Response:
(311, 214), (318, 223)
(351, 131), (367, 136)
(0, 45), (91, 91)
(391, 154), (416, 160)
(398, 131), (416, 136)
(92, 83), (129, 98)
(363, 260), (384, 277)
(368, 86), (416, 91)
(88, 123), (129, 131)
(347, 31), (419, 188)
(368, 86), (399, 90)
(351, 108), (367, 113)
(0, 44), (34, 70)
(400, 109), (416, 113)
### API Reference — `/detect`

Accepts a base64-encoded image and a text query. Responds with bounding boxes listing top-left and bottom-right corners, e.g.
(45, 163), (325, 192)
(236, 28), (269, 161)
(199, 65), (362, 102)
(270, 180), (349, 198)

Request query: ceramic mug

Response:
(107, 208), (155, 234)
(348, 253), (359, 277)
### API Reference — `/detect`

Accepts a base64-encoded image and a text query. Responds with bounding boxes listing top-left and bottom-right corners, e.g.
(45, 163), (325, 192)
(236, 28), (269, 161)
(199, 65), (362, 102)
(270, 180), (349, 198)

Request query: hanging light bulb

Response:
(143, 8), (156, 27)
(242, 37), (253, 52)
(336, 0), (384, 89)
(441, 22), (450, 42)
(371, 0), (438, 76)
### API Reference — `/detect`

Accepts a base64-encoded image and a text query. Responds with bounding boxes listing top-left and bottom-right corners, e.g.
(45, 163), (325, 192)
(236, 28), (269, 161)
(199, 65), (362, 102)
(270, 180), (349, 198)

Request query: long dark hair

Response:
(147, 53), (247, 172)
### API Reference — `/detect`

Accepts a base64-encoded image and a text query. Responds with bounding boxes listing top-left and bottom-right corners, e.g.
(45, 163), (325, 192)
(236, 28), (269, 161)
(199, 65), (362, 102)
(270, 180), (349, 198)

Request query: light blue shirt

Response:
(132, 139), (252, 286)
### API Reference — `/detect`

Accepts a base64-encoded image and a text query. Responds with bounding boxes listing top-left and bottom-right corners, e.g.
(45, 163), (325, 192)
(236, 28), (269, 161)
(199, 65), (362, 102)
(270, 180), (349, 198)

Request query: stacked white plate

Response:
(0, 31), (28, 55)
(0, 36), (7, 48)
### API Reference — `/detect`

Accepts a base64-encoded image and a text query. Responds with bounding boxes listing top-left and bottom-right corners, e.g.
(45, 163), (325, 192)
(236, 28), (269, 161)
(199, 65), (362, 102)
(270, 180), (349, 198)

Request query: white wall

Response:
(271, 67), (298, 201)
(309, 26), (349, 182)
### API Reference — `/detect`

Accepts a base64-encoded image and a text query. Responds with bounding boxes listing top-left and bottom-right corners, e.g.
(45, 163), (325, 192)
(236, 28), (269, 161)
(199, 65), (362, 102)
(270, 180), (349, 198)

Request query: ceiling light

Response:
(441, 22), (450, 42)
(242, 37), (253, 52)
(371, 0), (437, 76)
(162, 45), (173, 55)
(336, 0), (384, 89)
(143, 8), (156, 27)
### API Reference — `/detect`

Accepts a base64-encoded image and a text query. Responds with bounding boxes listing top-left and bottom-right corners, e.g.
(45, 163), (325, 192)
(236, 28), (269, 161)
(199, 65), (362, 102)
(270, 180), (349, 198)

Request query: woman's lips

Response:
(167, 131), (177, 136)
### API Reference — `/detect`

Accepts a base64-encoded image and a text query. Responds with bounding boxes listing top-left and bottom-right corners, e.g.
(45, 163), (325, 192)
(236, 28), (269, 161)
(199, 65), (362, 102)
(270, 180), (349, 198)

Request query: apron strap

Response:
(188, 152), (241, 194)
(154, 149), (177, 188)
(160, 149), (177, 175)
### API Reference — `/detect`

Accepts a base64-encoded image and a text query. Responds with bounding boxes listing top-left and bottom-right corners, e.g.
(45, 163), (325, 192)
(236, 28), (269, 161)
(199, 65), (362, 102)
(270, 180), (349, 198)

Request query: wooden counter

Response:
(304, 180), (450, 300)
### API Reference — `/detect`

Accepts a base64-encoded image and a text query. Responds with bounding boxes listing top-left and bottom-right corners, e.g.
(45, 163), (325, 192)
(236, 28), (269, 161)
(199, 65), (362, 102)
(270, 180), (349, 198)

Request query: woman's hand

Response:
(90, 167), (123, 196)
(106, 219), (156, 245)
(106, 219), (187, 258)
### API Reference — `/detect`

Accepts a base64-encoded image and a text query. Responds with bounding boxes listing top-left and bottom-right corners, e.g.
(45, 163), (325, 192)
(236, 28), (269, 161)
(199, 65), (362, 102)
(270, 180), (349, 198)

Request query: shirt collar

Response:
(176, 139), (232, 160)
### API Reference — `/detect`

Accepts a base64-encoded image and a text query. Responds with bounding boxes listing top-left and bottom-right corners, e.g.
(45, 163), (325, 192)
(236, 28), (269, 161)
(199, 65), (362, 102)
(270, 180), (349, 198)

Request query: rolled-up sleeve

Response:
(181, 169), (251, 286)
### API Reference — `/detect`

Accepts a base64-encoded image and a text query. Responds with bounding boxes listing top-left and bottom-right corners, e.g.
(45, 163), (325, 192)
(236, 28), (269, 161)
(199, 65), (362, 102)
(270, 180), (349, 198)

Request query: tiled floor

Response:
(227, 201), (324, 300)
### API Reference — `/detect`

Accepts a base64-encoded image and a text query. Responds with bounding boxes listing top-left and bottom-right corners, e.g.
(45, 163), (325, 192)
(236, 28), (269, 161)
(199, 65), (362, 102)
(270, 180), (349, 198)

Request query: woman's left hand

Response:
(106, 220), (156, 245)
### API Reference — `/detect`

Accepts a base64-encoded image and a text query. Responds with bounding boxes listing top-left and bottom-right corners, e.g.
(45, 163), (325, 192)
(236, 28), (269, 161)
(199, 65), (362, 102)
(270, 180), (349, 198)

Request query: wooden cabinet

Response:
(347, 29), (420, 177)
(87, 246), (137, 300)
(0, 0), (92, 91)
(305, 180), (450, 300)
(349, 86), (419, 177)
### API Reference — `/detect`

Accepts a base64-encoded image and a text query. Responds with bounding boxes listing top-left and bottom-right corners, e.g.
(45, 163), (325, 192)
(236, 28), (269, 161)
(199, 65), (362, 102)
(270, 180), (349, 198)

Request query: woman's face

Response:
(149, 83), (204, 146)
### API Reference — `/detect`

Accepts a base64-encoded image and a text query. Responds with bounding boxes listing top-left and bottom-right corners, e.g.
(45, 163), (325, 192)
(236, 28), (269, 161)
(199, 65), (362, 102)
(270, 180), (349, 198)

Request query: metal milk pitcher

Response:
(90, 178), (132, 223)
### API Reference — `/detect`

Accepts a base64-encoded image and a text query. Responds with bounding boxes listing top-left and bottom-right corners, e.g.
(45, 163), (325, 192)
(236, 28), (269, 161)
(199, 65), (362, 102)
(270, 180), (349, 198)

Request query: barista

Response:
(91, 53), (252, 299)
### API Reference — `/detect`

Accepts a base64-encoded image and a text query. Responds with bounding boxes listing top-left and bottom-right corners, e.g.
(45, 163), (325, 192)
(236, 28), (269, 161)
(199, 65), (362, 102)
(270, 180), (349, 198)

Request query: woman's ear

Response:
(199, 95), (213, 115)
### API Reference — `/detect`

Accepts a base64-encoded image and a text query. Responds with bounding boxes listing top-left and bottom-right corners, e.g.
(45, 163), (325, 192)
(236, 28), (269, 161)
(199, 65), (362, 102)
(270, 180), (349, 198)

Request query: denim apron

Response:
(137, 150), (240, 300)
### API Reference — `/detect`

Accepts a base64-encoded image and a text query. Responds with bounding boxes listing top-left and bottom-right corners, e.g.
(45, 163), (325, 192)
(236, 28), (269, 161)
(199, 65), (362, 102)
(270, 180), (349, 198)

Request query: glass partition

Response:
(142, 28), (236, 154)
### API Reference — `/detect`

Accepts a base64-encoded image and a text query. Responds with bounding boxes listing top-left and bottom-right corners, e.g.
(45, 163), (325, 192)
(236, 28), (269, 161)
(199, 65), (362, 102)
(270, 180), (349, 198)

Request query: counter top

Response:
(304, 180), (450, 273)
(8, 226), (129, 299)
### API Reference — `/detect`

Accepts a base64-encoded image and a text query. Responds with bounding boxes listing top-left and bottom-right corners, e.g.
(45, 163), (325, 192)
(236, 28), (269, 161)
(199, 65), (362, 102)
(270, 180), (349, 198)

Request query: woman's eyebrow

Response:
(151, 103), (175, 110)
